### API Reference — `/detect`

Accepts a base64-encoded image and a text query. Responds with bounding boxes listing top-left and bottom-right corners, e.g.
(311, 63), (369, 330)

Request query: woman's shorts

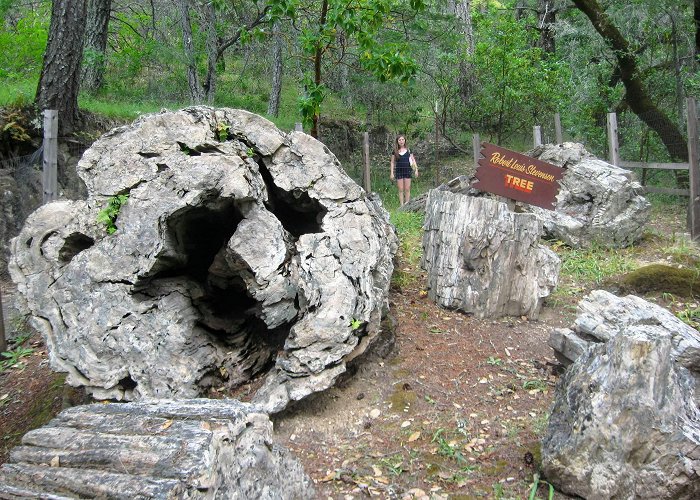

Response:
(395, 166), (412, 179)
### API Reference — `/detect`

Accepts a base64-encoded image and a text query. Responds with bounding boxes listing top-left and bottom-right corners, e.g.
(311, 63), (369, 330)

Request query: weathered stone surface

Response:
(543, 290), (700, 499)
(526, 142), (650, 248)
(404, 143), (650, 249)
(422, 190), (560, 319)
(9, 107), (397, 412)
(549, 289), (700, 370)
(0, 399), (315, 499)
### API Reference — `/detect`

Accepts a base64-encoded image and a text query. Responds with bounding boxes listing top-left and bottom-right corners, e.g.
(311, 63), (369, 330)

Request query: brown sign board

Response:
(473, 143), (564, 210)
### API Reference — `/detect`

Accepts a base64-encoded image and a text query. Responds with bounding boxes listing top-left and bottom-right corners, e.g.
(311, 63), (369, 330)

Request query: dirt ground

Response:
(0, 203), (697, 499)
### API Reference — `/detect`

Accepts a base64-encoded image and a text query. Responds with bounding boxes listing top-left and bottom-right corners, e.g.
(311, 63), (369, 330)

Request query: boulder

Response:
(9, 107), (398, 413)
(0, 399), (315, 499)
(422, 190), (560, 319)
(526, 142), (650, 248)
(543, 290), (700, 499)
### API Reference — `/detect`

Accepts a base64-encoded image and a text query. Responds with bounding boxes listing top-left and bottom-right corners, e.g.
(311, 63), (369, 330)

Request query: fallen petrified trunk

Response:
(525, 142), (650, 248)
(422, 190), (560, 319)
(0, 399), (314, 499)
(9, 107), (397, 412)
(543, 290), (700, 499)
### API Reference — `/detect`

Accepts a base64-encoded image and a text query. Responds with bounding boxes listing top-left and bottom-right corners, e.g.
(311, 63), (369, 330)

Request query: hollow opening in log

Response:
(59, 233), (95, 263)
(258, 162), (326, 238)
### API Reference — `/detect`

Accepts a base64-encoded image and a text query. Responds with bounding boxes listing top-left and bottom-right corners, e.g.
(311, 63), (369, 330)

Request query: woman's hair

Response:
(393, 135), (408, 157)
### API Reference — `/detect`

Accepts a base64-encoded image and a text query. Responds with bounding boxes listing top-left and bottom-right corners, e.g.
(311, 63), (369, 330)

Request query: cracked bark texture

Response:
(422, 190), (560, 319)
(9, 107), (397, 412)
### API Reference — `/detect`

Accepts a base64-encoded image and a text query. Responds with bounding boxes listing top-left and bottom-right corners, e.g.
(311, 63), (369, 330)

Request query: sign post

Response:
(473, 143), (564, 210)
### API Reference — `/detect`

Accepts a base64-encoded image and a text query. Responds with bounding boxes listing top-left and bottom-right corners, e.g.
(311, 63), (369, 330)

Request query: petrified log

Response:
(0, 399), (314, 499)
(549, 289), (700, 368)
(422, 190), (560, 319)
(525, 142), (650, 248)
(543, 290), (700, 499)
(9, 107), (397, 413)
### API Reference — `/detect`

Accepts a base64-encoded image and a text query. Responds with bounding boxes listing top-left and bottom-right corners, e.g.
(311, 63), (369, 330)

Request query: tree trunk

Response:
(537, 0), (556, 54)
(81, 0), (112, 92)
(453, 0), (476, 100)
(201, 0), (217, 104)
(572, 0), (688, 164)
(267, 22), (283, 117)
(695, 0), (700, 66)
(178, 0), (204, 104)
(311, 0), (329, 138)
(35, 0), (87, 134)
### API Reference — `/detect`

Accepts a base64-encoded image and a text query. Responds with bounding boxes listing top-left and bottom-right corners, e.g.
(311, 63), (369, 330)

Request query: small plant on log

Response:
(97, 194), (129, 234)
(216, 122), (231, 141)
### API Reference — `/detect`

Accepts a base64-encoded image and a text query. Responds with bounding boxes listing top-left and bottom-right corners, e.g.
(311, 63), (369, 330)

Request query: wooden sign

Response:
(473, 143), (563, 210)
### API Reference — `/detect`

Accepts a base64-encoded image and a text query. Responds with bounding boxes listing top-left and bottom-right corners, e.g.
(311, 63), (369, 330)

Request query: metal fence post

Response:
(533, 126), (542, 147)
(554, 113), (563, 144)
(363, 131), (371, 193)
(0, 285), (6, 353)
(687, 97), (699, 241)
(607, 112), (620, 166)
(472, 133), (481, 171)
(42, 109), (58, 203)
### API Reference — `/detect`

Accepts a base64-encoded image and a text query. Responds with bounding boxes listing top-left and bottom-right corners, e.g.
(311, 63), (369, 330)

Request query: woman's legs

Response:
(397, 178), (405, 205)
(404, 178), (412, 203)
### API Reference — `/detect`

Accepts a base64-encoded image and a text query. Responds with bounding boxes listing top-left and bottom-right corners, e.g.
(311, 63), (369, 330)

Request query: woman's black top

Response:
(394, 150), (412, 179)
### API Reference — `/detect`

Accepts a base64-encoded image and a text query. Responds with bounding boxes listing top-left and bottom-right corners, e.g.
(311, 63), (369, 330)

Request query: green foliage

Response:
(0, 346), (34, 372)
(350, 318), (362, 330)
(97, 194), (129, 234)
(528, 472), (555, 500)
(552, 242), (636, 286)
(0, 5), (48, 81)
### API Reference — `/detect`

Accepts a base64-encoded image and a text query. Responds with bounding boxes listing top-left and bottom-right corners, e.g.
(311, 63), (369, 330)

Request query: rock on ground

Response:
(0, 399), (315, 499)
(543, 290), (700, 499)
(9, 107), (398, 413)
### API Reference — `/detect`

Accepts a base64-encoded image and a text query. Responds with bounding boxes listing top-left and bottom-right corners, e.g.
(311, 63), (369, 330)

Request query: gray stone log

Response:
(542, 291), (700, 499)
(549, 290), (700, 370)
(422, 190), (560, 319)
(0, 399), (314, 499)
(526, 142), (650, 248)
(9, 107), (398, 412)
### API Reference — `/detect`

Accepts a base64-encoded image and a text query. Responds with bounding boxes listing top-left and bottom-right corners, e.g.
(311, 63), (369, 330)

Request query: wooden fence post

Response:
(0, 285), (6, 353)
(43, 109), (58, 203)
(533, 126), (542, 147)
(363, 131), (371, 193)
(554, 113), (563, 144)
(607, 112), (620, 166)
(472, 133), (481, 171)
(687, 97), (700, 241)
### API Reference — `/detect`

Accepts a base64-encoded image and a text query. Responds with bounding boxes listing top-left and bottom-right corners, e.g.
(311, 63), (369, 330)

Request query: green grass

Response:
(552, 242), (636, 285)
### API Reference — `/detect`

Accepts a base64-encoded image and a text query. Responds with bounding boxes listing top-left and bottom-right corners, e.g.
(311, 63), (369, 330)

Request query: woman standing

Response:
(390, 135), (419, 206)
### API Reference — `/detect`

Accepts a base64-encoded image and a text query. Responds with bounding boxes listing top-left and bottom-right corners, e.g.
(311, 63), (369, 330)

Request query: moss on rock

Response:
(620, 264), (700, 297)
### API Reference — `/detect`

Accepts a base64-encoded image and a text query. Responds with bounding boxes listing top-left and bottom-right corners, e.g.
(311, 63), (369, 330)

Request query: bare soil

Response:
(0, 203), (697, 500)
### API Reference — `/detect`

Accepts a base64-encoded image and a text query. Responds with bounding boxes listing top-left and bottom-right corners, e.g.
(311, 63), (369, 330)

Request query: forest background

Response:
(0, 0), (699, 209)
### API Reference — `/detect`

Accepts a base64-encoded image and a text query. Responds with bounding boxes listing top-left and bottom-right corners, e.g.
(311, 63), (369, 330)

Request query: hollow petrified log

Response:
(9, 107), (397, 412)
(0, 399), (315, 498)
(422, 190), (560, 319)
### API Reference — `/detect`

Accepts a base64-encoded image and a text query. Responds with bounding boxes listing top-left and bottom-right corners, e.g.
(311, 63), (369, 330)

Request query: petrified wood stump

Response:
(422, 190), (559, 319)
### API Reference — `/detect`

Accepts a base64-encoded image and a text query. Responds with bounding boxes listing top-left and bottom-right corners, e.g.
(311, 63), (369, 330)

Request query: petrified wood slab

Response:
(0, 399), (314, 499)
